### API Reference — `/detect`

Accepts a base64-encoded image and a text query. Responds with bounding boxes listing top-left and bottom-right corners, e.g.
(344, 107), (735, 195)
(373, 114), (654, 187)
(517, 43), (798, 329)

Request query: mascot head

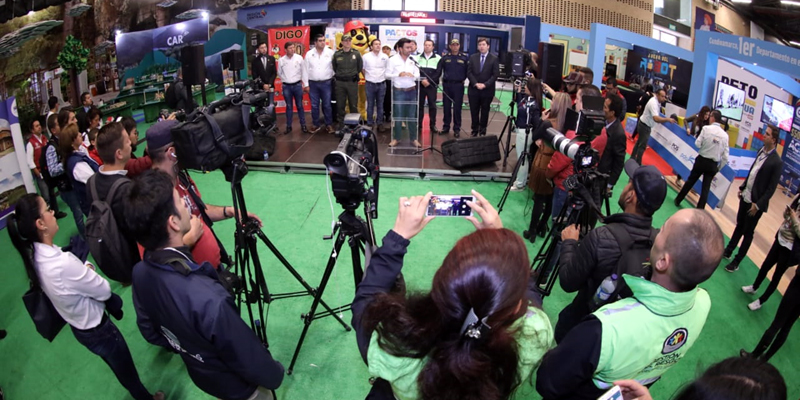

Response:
(338, 20), (375, 53)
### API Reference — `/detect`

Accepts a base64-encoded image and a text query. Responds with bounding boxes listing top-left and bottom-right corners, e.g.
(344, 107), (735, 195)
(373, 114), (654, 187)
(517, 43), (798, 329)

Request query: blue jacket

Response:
(132, 247), (284, 400)
(65, 151), (99, 215)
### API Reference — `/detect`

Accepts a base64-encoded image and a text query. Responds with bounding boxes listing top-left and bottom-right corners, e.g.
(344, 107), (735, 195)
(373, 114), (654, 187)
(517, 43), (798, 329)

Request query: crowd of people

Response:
(7, 44), (797, 400)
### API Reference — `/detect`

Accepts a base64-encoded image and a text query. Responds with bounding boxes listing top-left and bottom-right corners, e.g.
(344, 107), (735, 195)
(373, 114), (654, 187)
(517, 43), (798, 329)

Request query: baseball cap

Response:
(146, 119), (178, 150)
(449, 39), (460, 45)
(341, 34), (352, 41)
(624, 159), (667, 215)
(563, 71), (581, 84)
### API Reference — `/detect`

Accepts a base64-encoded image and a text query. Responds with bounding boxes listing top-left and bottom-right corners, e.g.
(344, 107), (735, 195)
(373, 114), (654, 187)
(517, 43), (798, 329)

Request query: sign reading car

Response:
(167, 31), (190, 47)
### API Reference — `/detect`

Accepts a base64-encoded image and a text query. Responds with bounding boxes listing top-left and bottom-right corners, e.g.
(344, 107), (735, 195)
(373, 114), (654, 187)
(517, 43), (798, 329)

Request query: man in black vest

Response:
(251, 42), (277, 104)
(725, 125), (784, 272)
(467, 38), (499, 136)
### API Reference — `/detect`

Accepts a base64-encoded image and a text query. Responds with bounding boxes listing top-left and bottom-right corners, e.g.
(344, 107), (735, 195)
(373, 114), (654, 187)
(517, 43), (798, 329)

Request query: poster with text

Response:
(0, 97), (35, 229)
(625, 45), (693, 94)
(695, 8), (716, 32)
(779, 99), (800, 194)
(268, 26), (312, 114)
(378, 25), (425, 54)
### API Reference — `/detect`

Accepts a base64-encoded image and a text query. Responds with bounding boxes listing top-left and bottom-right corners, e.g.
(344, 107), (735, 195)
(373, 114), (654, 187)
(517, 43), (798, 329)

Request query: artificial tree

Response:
(57, 35), (90, 106)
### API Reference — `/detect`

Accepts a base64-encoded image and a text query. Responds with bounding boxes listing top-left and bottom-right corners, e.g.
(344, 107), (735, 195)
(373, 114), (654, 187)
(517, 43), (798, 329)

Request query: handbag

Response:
(22, 284), (66, 342)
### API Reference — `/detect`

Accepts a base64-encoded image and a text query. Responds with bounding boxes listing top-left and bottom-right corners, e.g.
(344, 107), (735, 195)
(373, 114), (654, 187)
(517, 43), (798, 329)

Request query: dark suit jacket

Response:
(251, 54), (277, 87)
(740, 149), (783, 212)
(76, 106), (90, 134)
(598, 119), (626, 187)
(467, 52), (499, 94)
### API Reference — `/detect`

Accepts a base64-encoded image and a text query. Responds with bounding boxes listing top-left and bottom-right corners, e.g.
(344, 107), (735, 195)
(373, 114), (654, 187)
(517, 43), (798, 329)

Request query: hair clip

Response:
(460, 307), (491, 339)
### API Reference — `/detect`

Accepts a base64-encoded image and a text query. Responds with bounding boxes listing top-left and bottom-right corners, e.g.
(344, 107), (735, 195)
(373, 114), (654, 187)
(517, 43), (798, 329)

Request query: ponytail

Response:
(7, 194), (44, 287)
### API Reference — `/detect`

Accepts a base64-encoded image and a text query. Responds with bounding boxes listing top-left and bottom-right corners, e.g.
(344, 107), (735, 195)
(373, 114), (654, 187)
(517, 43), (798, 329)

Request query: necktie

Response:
(480, 54), (485, 72)
(262, 56), (266, 69)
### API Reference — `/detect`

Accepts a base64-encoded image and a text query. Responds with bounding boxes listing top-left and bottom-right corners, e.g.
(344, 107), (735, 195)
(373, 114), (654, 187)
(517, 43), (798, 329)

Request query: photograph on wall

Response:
(761, 95), (795, 132)
(695, 8), (716, 32)
(625, 45), (692, 95)
(714, 80), (746, 121)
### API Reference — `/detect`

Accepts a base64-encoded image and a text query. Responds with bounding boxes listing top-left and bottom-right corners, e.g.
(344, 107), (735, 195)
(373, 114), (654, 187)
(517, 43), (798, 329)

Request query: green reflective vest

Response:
(592, 275), (711, 389)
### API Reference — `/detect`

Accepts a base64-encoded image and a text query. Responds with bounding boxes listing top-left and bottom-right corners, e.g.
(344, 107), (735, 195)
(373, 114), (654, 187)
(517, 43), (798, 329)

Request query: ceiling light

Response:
(654, 0), (664, 8)
(782, 0), (800, 6)
(790, 41), (800, 46)
(731, 0), (751, 3)
(201, 11), (208, 19)
(116, 30), (122, 36)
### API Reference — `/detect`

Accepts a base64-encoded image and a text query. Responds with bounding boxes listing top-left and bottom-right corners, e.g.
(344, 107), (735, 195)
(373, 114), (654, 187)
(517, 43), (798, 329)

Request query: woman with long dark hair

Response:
(686, 105), (711, 138)
(8, 194), (163, 400)
(352, 191), (554, 400)
(523, 92), (571, 242)
(59, 123), (99, 218)
(512, 78), (543, 190)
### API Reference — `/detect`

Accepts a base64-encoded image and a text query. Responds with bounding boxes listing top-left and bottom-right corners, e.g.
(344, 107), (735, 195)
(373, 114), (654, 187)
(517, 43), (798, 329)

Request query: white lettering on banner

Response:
(651, 124), (734, 208)
(379, 25), (425, 53)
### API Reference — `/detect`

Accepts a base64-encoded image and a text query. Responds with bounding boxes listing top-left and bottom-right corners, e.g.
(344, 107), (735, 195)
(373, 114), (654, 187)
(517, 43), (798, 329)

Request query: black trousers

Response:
(675, 155), (718, 209)
(752, 274), (800, 361)
(383, 81), (392, 122)
(442, 82), (465, 131)
(728, 197), (764, 265)
(529, 193), (552, 233)
(753, 240), (794, 305)
(468, 88), (493, 135)
(418, 84), (437, 129)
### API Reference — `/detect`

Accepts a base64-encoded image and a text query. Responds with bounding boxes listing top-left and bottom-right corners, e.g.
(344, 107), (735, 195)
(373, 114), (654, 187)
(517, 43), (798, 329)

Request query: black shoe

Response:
(442, 127), (450, 134)
(725, 262), (739, 273)
(723, 248), (733, 259)
(0, 329), (6, 339)
(471, 131), (478, 137)
(283, 127), (292, 135)
(523, 230), (537, 243)
(55, 211), (68, 219)
(739, 349), (753, 358)
(454, 132), (460, 138)
(301, 125), (310, 134)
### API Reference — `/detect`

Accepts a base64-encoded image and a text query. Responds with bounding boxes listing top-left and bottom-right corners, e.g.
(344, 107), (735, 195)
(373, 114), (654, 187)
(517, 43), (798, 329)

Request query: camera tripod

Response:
(224, 159), (349, 346)
(497, 86), (524, 168)
(288, 201), (376, 374)
(497, 123), (532, 214)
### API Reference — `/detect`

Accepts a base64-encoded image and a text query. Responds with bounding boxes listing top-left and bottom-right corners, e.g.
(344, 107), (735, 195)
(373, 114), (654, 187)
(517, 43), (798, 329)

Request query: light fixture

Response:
(176, 23), (186, 31)
(116, 30), (122, 36)
(654, 0), (664, 8)
(782, 0), (800, 6)
(201, 11), (209, 19)
(731, 0), (751, 3)
(790, 41), (800, 46)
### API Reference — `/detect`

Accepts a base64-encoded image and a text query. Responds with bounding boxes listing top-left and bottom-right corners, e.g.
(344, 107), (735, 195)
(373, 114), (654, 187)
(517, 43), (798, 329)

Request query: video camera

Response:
(171, 80), (275, 177)
(323, 113), (380, 217)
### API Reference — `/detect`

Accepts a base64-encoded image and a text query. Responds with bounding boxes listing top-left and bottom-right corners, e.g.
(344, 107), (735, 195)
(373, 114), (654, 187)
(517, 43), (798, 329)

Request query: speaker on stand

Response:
(537, 42), (565, 93)
(181, 44), (208, 106)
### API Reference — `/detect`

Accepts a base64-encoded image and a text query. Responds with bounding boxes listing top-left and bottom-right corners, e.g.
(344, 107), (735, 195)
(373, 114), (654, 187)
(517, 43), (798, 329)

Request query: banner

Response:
(378, 25), (425, 53)
(0, 97), (35, 229)
(695, 8), (716, 33)
(625, 45), (693, 95)
(648, 121), (736, 209)
(237, 1), (327, 31)
(115, 18), (209, 70)
(780, 99), (800, 193)
(268, 26), (312, 114)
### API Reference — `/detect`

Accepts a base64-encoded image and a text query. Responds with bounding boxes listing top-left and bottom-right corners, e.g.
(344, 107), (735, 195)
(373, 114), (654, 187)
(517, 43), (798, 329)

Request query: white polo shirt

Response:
(303, 47), (335, 86)
(362, 51), (389, 83)
(278, 53), (307, 85)
(385, 55), (419, 89)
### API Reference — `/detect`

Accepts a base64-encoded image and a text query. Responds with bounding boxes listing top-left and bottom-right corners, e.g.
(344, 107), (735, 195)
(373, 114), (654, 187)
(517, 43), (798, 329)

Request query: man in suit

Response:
(467, 38), (499, 136)
(598, 94), (626, 193)
(725, 125), (784, 272)
(75, 92), (93, 134)
(251, 41), (277, 104)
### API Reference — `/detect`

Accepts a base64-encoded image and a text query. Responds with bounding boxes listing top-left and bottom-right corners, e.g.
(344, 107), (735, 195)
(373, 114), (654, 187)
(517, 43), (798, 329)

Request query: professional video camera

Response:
(323, 113), (380, 216)
(171, 80), (275, 177)
(531, 95), (610, 296)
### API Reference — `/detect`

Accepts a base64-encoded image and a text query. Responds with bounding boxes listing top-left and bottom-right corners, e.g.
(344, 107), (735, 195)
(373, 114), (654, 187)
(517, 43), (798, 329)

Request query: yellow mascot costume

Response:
(335, 20), (376, 121)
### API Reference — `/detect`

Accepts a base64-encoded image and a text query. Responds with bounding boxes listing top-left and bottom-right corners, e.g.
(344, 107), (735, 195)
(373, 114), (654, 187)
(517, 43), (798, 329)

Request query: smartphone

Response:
(597, 385), (623, 400)
(426, 195), (474, 217)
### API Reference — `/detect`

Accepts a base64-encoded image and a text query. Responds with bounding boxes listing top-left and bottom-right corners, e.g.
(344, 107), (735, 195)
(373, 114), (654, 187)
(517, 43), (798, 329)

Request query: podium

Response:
(388, 77), (422, 156)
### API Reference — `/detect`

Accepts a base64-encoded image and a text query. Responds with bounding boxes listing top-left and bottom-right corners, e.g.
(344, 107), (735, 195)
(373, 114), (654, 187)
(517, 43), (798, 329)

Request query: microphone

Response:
(408, 55), (420, 66)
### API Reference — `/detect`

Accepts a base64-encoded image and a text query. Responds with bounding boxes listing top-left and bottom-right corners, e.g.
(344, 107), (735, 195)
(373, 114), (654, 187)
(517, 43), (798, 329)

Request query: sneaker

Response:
(309, 125), (321, 133)
(748, 299), (762, 311)
(723, 248), (733, 259)
(55, 211), (68, 219)
(510, 183), (525, 192)
(741, 285), (756, 294)
(724, 262), (739, 272)
(301, 125), (310, 134)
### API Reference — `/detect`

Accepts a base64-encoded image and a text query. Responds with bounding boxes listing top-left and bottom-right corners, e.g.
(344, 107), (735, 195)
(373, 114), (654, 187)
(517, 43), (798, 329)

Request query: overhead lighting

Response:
(731, 0), (751, 3)
(116, 30), (122, 36)
(782, 0), (800, 6)
(790, 41), (800, 46)
(176, 23), (186, 31)
(654, 0), (664, 8)
(201, 11), (208, 19)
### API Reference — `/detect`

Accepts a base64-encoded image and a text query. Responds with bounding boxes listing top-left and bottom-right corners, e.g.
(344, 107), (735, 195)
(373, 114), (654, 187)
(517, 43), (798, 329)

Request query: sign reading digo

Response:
(268, 26), (312, 115)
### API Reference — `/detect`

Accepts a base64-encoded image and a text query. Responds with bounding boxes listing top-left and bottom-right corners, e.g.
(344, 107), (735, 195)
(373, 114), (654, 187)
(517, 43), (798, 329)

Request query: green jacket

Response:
(332, 49), (363, 80)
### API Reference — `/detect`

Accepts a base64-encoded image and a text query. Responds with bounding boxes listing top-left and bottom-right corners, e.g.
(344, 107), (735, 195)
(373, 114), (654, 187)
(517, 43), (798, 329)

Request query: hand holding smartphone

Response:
(597, 385), (623, 400)
(426, 195), (474, 217)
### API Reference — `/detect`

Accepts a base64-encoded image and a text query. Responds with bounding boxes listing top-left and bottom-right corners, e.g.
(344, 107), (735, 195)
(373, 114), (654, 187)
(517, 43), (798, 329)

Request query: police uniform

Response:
(332, 37), (363, 124)
(440, 41), (468, 136)
(416, 51), (442, 134)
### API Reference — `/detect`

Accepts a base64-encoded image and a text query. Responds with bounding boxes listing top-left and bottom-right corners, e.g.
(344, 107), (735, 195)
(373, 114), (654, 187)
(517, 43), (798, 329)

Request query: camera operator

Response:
(351, 190), (555, 399)
(511, 79), (542, 191)
(597, 95), (627, 194)
(545, 85), (607, 222)
(144, 120), (262, 268)
(537, 208), (724, 400)
(554, 159), (666, 342)
(125, 170), (284, 400)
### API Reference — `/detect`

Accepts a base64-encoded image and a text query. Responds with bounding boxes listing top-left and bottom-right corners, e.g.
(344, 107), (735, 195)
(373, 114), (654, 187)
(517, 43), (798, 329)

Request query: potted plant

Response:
(57, 35), (90, 105)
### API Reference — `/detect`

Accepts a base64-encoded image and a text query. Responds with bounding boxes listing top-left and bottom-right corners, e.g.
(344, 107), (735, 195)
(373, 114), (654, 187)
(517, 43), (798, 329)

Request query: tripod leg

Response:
(288, 229), (352, 375)
(254, 229), (349, 330)
(245, 235), (270, 345)
(497, 149), (527, 214)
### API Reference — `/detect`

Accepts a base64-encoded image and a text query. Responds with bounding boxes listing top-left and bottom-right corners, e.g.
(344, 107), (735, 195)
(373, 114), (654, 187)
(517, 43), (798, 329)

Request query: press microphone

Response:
(408, 55), (420, 66)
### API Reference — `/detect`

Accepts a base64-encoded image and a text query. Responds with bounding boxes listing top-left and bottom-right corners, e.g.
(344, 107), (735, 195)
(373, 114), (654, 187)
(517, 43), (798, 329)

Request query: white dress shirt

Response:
(34, 242), (111, 330)
(385, 55), (420, 89)
(640, 96), (661, 128)
(72, 146), (97, 184)
(25, 133), (46, 170)
(303, 47), (335, 86)
(742, 147), (773, 204)
(695, 122), (729, 167)
(278, 53), (307, 85)
(362, 51), (389, 83)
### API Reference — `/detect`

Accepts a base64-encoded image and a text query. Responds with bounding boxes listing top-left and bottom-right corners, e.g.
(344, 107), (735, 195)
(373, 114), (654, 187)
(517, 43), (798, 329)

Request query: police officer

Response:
(440, 39), (468, 138)
(332, 34), (363, 127)
(416, 39), (442, 136)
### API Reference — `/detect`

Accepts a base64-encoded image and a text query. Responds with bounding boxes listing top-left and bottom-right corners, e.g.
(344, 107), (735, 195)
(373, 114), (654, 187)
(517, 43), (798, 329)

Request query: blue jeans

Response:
(71, 317), (152, 400)
(309, 79), (333, 126)
(393, 88), (418, 141)
(551, 187), (569, 222)
(365, 81), (386, 125)
(61, 189), (85, 237)
(282, 83), (306, 128)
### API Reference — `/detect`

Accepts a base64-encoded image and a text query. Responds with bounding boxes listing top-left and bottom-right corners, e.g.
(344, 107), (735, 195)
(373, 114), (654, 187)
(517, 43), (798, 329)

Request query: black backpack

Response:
(165, 82), (179, 109)
(588, 223), (658, 312)
(85, 176), (136, 284)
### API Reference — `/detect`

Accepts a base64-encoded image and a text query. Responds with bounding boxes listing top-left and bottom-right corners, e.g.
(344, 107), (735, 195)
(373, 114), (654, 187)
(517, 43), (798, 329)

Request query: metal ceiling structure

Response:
(722, 0), (800, 46)
(0, 0), (71, 23)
